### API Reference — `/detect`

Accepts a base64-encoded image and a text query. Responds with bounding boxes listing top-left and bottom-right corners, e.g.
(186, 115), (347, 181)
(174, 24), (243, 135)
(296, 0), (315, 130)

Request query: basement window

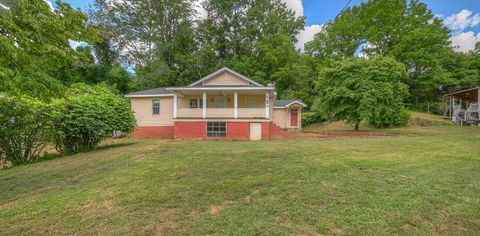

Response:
(207, 122), (226, 138)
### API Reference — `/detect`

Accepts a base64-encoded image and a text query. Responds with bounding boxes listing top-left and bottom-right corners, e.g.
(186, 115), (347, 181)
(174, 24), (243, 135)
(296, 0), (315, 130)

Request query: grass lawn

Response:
(1, 117), (480, 235)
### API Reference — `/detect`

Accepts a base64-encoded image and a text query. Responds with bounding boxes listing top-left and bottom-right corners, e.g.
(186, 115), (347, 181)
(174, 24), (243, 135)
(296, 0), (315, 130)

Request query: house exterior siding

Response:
(126, 67), (305, 140)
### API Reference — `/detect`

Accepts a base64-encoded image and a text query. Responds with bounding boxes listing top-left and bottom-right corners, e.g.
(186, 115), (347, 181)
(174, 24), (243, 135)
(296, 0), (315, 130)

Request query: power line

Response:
(340, 0), (353, 13)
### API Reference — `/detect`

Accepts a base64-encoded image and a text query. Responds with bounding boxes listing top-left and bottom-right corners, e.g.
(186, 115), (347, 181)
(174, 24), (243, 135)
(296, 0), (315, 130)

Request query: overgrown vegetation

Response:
(52, 84), (135, 153)
(0, 84), (135, 166)
(0, 96), (53, 165)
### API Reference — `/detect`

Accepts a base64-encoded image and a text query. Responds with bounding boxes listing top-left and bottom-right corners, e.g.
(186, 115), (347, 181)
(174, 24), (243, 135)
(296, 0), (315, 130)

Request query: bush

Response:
(0, 96), (53, 165)
(301, 111), (320, 126)
(368, 108), (411, 127)
(52, 84), (135, 153)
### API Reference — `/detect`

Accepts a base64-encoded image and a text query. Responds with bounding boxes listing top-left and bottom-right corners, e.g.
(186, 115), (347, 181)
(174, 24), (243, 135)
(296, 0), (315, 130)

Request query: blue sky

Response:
(60, 0), (480, 52)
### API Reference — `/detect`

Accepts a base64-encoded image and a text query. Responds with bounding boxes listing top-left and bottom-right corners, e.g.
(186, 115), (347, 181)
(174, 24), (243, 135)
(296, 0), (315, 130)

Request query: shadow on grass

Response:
(2, 140), (137, 170)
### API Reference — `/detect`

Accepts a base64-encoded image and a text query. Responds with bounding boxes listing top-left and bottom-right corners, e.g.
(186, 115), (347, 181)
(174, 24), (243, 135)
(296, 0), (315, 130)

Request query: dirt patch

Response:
(155, 221), (178, 236)
(331, 227), (343, 235)
(201, 188), (261, 215)
(152, 209), (181, 236)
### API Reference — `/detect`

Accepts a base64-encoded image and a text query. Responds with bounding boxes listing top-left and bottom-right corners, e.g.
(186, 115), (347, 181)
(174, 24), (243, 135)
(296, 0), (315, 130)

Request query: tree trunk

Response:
(354, 121), (360, 131)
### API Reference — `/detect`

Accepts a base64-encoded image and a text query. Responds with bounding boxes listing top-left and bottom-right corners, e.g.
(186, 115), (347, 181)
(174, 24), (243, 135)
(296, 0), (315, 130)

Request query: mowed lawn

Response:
(1, 122), (480, 235)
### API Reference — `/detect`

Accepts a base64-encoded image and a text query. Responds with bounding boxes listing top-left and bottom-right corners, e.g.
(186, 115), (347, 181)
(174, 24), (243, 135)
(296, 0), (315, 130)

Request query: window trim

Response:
(206, 121), (227, 138)
(189, 98), (198, 108)
(152, 99), (160, 115)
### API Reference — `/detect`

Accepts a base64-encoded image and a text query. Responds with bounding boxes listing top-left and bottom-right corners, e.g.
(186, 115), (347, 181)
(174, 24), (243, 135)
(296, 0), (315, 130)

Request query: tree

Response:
(306, 0), (452, 110)
(91, 0), (198, 86)
(196, 1), (305, 98)
(314, 57), (409, 130)
(0, 0), (97, 100)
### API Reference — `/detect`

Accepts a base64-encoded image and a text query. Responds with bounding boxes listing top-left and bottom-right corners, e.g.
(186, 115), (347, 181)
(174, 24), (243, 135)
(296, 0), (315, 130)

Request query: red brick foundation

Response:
(174, 122), (206, 139)
(134, 121), (290, 140)
(133, 126), (174, 138)
(269, 122), (291, 139)
(262, 122), (271, 140)
(226, 122), (250, 140)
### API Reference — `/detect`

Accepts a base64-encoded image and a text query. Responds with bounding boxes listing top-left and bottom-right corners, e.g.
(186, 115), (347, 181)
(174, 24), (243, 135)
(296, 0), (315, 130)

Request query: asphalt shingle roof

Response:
(125, 87), (172, 96)
(274, 99), (306, 107)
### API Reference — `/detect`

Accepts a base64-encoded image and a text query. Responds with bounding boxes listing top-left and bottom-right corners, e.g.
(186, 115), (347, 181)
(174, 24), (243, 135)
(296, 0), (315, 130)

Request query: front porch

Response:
(447, 87), (480, 125)
(169, 89), (272, 119)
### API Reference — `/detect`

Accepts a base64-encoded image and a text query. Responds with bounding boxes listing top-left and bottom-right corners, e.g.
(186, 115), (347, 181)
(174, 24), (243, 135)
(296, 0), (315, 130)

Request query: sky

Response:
(56, 0), (480, 53)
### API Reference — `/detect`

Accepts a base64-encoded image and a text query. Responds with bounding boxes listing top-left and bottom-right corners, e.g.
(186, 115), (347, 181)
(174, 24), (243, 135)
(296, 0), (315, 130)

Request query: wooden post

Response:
(265, 92), (270, 119)
(478, 88), (480, 114)
(173, 92), (177, 118)
(202, 91), (206, 119)
(234, 92), (238, 119)
(448, 96), (451, 118)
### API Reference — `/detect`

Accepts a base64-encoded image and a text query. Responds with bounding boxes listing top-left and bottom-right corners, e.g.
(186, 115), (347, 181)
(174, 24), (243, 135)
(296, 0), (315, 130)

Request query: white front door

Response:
(249, 123), (262, 141)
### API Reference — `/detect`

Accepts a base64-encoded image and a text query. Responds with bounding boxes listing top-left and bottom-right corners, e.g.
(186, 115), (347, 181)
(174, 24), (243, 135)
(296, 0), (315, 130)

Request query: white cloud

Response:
(280, 0), (322, 51)
(44, 0), (54, 11)
(295, 24), (323, 51)
(443, 9), (480, 33)
(450, 31), (480, 53)
(281, 0), (303, 18)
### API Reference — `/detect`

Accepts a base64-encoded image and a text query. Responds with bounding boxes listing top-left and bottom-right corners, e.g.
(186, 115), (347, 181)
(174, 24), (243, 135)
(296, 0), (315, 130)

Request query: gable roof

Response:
(189, 67), (264, 87)
(274, 99), (307, 108)
(124, 87), (173, 98)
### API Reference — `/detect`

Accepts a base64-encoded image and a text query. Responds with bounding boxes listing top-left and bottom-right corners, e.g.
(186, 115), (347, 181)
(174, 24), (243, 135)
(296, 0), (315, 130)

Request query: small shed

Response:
(446, 87), (480, 125)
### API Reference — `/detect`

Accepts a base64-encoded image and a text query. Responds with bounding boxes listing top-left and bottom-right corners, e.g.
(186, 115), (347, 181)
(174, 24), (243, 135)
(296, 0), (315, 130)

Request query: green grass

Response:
(1, 117), (480, 235)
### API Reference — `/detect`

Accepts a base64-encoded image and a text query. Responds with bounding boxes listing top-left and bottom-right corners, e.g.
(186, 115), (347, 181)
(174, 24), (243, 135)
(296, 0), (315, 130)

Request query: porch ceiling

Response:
(177, 90), (271, 96)
(447, 87), (479, 102)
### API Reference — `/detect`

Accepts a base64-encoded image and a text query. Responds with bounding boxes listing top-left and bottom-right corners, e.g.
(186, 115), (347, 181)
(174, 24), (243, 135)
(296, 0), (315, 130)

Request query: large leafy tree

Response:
(0, 0), (97, 100)
(91, 0), (198, 87)
(314, 57), (409, 130)
(306, 0), (452, 108)
(197, 0), (306, 98)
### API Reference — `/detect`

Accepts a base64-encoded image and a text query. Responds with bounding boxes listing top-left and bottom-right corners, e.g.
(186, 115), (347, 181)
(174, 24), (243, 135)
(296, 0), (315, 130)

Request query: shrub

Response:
(301, 111), (320, 126)
(0, 96), (53, 165)
(369, 108), (411, 127)
(52, 84), (135, 153)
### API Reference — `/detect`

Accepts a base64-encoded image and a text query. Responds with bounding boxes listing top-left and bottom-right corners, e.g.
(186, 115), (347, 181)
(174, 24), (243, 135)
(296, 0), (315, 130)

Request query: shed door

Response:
(291, 109), (298, 127)
(249, 123), (262, 141)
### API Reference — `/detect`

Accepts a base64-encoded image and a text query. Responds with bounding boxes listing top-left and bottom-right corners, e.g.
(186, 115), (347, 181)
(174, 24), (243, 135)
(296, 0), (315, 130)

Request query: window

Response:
(245, 97), (256, 108)
(189, 98), (203, 108)
(215, 96), (226, 108)
(207, 122), (226, 138)
(189, 99), (198, 108)
(152, 99), (160, 115)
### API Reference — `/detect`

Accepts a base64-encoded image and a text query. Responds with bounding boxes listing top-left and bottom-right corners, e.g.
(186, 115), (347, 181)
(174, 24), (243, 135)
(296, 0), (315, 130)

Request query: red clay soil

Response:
(290, 131), (386, 139)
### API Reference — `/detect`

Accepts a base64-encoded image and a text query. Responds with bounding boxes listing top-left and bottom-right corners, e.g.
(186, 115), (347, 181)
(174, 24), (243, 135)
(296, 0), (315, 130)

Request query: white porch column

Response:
(234, 92), (238, 119)
(202, 91), (207, 119)
(478, 88), (480, 114)
(265, 92), (270, 119)
(173, 92), (177, 118)
(452, 96), (456, 122)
